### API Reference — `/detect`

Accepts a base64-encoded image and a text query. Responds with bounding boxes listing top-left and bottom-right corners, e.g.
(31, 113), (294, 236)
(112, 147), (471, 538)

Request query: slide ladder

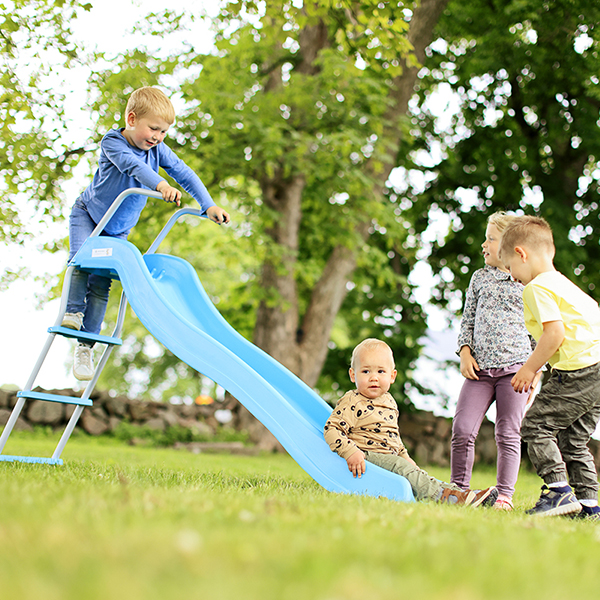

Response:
(0, 189), (161, 464)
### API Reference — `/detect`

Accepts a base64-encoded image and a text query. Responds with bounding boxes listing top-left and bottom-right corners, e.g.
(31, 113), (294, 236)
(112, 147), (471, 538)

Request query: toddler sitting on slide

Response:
(324, 338), (498, 506)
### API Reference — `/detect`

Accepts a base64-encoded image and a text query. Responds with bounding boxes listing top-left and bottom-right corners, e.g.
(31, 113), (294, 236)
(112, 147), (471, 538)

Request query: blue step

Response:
(16, 391), (93, 407)
(48, 326), (122, 346)
(0, 455), (63, 465)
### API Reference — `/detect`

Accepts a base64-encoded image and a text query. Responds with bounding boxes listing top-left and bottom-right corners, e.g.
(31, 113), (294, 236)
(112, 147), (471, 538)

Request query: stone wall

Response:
(399, 410), (498, 467)
(0, 387), (219, 438)
(3, 386), (600, 469)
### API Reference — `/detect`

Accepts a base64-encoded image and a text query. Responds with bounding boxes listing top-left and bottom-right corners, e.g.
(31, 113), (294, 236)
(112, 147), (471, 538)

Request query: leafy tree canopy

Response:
(88, 0), (437, 405)
(413, 0), (600, 310)
(15, 0), (600, 415)
(0, 0), (92, 245)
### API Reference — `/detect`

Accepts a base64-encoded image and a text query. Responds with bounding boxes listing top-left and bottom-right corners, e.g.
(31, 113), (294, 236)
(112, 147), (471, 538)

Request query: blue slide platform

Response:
(72, 236), (414, 503)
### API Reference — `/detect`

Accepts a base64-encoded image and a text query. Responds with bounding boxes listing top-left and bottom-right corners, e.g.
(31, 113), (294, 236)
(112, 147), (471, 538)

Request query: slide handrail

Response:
(88, 187), (163, 238)
(146, 208), (207, 255)
(85, 186), (208, 257)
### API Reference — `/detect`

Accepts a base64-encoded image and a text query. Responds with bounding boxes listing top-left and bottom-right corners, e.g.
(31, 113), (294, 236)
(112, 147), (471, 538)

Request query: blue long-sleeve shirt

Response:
(79, 128), (216, 235)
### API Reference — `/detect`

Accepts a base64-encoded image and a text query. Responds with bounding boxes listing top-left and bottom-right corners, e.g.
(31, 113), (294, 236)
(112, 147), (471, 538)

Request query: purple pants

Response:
(450, 366), (528, 498)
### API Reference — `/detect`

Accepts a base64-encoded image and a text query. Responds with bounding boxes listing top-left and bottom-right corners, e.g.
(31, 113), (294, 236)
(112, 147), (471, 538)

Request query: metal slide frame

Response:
(0, 188), (205, 464)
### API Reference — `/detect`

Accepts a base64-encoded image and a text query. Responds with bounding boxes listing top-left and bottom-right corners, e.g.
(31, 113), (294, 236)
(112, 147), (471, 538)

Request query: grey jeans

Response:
(364, 451), (463, 501)
(521, 362), (600, 501)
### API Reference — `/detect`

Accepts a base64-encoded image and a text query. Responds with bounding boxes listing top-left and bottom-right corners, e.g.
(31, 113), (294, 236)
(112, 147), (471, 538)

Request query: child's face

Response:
(123, 111), (171, 151)
(349, 347), (397, 400)
(482, 224), (506, 270)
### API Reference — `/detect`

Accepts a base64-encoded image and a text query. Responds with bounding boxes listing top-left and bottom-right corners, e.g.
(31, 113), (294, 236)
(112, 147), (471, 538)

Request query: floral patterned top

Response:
(457, 266), (534, 369)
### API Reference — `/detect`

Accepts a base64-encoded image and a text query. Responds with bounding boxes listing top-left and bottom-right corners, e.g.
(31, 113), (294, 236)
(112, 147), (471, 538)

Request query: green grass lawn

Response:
(1, 432), (598, 600)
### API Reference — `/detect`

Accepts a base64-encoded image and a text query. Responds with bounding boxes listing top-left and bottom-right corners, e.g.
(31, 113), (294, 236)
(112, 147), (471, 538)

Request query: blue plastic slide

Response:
(71, 235), (415, 503)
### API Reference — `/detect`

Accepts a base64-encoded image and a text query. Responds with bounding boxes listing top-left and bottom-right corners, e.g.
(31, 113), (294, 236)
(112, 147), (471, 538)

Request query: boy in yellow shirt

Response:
(500, 216), (600, 518)
(324, 338), (498, 506)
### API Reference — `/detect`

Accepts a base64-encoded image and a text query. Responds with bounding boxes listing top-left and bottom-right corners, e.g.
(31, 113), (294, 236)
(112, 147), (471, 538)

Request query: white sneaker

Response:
(73, 343), (94, 381)
(62, 312), (84, 330)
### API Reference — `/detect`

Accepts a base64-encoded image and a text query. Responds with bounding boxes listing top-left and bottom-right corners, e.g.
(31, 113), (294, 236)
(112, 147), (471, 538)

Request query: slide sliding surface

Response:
(72, 236), (414, 503)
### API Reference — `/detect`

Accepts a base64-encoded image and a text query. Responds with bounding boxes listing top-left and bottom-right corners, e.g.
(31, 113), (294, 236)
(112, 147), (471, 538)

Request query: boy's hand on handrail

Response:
(206, 206), (230, 225)
(156, 181), (182, 206)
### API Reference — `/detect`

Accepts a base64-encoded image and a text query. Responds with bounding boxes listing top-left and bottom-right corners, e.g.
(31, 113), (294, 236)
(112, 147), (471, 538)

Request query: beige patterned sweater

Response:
(324, 390), (409, 460)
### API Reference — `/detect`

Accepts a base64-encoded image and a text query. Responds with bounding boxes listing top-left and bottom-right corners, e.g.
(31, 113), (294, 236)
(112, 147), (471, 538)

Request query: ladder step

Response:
(17, 391), (93, 407)
(0, 455), (63, 465)
(48, 326), (122, 346)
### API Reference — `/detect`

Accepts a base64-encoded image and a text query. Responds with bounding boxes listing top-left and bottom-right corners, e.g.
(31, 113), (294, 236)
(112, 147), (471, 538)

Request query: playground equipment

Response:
(0, 188), (414, 502)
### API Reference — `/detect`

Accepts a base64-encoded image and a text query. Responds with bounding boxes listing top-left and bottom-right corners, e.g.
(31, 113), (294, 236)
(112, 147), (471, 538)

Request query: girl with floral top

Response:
(451, 212), (539, 510)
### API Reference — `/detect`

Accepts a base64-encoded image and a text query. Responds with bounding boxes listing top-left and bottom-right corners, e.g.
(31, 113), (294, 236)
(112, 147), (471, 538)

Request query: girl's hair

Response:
(487, 211), (518, 233)
(125, 87), (176, 124)
(351, 338), (395, 371)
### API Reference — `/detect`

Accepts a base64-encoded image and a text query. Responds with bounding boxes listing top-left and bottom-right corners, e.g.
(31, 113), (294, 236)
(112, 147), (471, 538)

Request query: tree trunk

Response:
(253, 172), (305, 373)
(243, 0), (450, 449)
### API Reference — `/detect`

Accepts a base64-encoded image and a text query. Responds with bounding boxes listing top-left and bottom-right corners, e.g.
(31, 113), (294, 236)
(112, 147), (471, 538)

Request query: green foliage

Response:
(0, 0), (92, 247)
(0, 435), (599, 600)
(14, 0), (600, 415)
(414, 0), (600, 308)
(85, 2), (430, 402)
(218, 0), (417, 76)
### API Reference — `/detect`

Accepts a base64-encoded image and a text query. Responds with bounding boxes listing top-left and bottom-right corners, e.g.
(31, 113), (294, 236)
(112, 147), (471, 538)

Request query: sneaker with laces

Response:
(526, 485), (582, 517)
(73, 343), (94, 381)
(439, 486), (498, 507)
(62, 312), (84, 330)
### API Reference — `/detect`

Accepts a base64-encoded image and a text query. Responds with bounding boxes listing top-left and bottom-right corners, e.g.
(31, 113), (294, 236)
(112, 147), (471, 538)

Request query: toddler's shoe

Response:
(494, 495), (514, 511)
(62, 312), (84, 330)
(526, 485), (581, 517)
(439, 486), (498, 507)
(73, 343), (94, 381)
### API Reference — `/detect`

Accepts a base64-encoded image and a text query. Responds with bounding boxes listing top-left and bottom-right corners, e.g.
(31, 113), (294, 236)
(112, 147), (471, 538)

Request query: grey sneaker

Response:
(73, 343), (94, 381)
(439, 486), (498, 508)
(62, 312), (84, 330)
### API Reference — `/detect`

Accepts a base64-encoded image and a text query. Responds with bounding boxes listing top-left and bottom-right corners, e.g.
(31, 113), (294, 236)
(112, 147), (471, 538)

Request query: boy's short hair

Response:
(351, 338), (395, 371)
(488, 211), (517, 233)
(499, 215), (555, 260)
(125, 87), (176, 124)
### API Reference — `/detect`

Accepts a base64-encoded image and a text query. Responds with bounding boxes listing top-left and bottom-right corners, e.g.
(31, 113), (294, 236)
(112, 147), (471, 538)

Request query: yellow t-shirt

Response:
(523, 271), (600, 370)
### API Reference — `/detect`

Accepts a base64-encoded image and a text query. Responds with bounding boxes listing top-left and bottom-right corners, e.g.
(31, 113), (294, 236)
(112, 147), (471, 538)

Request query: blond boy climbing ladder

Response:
(62, 87), (229, 380)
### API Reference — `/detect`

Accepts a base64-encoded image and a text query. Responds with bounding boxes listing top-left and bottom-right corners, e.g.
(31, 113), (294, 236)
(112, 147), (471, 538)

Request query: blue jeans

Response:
(66, 198), (128, 336)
